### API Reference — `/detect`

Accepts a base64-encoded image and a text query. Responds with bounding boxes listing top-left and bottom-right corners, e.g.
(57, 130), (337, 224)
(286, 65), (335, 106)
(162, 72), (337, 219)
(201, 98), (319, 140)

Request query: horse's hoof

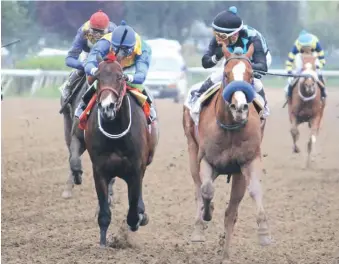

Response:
(221, 258), (231, 264)
(191, 232), (206, 242)
(293, 146), (300, 153)
(73, 172), (82, 185)
(128, 224), (139, 232)
(140, 213), (149, 226)
(258, 233), (272, 246)
(61, 190), (72, 199)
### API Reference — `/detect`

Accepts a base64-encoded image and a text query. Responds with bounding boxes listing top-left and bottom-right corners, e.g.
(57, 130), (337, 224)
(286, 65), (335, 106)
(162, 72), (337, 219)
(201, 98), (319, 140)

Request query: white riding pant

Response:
(284, 53), (322, 94)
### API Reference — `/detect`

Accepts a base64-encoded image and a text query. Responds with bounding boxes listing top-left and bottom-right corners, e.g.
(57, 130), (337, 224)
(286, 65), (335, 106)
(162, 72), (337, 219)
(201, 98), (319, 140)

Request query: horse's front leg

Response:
(241, 157), (271, 246)
(93, 168), (112, 247)
(289, 113), (300, 153)
(95, 177), (116, 218)
(200, 158), (216, 222)
(126, 169), (148, 231)
(306, 114), (322, 168)
(220, 172), (246, 264)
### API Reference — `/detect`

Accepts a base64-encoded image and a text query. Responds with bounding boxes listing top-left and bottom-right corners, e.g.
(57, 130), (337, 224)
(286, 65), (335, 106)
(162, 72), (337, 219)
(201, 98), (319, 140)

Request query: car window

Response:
(149, 56), (184, 72)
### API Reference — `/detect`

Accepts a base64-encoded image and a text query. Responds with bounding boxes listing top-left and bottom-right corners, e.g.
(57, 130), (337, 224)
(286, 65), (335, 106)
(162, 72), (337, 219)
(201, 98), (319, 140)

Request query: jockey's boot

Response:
(258, 88), (270, 119)
(190, 77), (214, 101)
(142, 88), (157, 124)
(318, 75), (327, 102)
(74, 84), (96, 119)
(63, 70), (84, 99)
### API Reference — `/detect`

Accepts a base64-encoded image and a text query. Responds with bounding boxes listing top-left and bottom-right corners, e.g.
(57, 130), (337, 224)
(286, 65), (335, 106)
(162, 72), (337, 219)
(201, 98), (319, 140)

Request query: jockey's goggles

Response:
(89, 27), (107, 40)
(214, 29), (240, 40)
(113, 45), (134, 57)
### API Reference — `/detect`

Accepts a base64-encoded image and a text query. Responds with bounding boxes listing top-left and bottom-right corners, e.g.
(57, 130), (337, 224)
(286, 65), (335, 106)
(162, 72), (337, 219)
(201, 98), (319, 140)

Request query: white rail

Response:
(1, 68), (339, 95)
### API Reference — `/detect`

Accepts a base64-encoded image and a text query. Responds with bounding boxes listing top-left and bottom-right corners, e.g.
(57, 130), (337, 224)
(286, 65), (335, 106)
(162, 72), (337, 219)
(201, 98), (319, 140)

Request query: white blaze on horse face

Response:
(234, 91), (247, 108)
(101, 93), (114, 108)
(305, 62), (312, 70)
(232, 61), (246, 81)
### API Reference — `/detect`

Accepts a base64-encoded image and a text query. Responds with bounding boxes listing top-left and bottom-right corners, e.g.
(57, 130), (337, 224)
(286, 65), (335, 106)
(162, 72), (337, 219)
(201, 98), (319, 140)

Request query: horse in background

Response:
(288, 52), (325, 168)
(183, 45), (271, 263)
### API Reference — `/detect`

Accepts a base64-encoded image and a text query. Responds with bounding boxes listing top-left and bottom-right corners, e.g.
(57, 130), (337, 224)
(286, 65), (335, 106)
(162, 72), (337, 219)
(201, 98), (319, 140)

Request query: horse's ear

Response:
(245, 44), (254, 59)
(222, 43), (232, 59)
(97, 53), (103, 64)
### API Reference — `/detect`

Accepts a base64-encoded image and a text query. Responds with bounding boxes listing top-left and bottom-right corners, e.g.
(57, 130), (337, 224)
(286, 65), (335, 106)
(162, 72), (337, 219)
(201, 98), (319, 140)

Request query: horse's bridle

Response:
(97, 81), (126, 110)
(96, 61), (127, 112)
(215, 55), (253, 131)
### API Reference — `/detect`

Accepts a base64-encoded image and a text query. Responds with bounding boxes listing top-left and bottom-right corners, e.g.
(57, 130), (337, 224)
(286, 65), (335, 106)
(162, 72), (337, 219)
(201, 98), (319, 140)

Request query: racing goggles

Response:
(89, 28), (107, 40)
(214, 29), (240, 40)
(113, 45), (134, 57)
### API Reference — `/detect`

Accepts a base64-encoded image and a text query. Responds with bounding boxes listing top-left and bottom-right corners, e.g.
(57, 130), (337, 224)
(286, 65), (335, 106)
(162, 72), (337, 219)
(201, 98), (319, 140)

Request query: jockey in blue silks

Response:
(74, 20), (156, 124)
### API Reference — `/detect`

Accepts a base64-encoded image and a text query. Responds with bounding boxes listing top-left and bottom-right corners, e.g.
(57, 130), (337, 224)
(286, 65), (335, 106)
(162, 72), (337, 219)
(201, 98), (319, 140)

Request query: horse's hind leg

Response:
(200, 158), (216, 222)
(188, 141), (205, 242)
(220, 172), (246, 263)
(242, 157), (271, 246)
(93, 169), (112, 247)
(183, 109), (207, 242)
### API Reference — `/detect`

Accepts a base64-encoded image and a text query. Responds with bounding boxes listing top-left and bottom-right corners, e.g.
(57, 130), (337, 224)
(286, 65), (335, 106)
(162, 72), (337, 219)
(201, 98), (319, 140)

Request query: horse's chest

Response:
(204, 139), (258, 174)
(294, 103), (316, 122)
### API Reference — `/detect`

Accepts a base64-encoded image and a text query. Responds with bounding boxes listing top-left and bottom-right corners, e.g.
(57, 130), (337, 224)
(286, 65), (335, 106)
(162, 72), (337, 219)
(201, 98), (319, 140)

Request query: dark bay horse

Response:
(288, 53), (325, 167)
(60, 74), (88, 198)
(60, 73), (115, 200)
(84, 53), (159, 246)
(183, 45), (271, 263)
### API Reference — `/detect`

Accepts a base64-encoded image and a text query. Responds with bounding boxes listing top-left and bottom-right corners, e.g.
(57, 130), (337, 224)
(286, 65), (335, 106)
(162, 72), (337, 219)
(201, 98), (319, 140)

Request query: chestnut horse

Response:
(183, 45), (271, 263)
(84, 54), (159, 246)
(288, 53), (325, 167)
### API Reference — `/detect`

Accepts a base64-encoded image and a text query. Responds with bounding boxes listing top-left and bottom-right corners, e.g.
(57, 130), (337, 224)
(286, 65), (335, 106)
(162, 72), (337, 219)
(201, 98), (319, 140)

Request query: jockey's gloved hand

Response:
(253, 72), (262, 79)
(123, 74), (134, 82)
(215, 48), (224, 61)
(287, 70), (293, 75)
(90, 67), (98, 76)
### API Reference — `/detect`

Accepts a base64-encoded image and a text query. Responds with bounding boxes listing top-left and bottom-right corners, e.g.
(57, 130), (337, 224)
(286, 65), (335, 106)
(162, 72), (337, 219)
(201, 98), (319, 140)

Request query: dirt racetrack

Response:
(2, 88), (339, 264)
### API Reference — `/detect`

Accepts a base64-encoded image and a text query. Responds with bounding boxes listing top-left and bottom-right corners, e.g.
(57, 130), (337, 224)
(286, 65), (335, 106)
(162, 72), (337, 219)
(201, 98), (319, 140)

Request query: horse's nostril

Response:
(243, 104), (249, 111)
